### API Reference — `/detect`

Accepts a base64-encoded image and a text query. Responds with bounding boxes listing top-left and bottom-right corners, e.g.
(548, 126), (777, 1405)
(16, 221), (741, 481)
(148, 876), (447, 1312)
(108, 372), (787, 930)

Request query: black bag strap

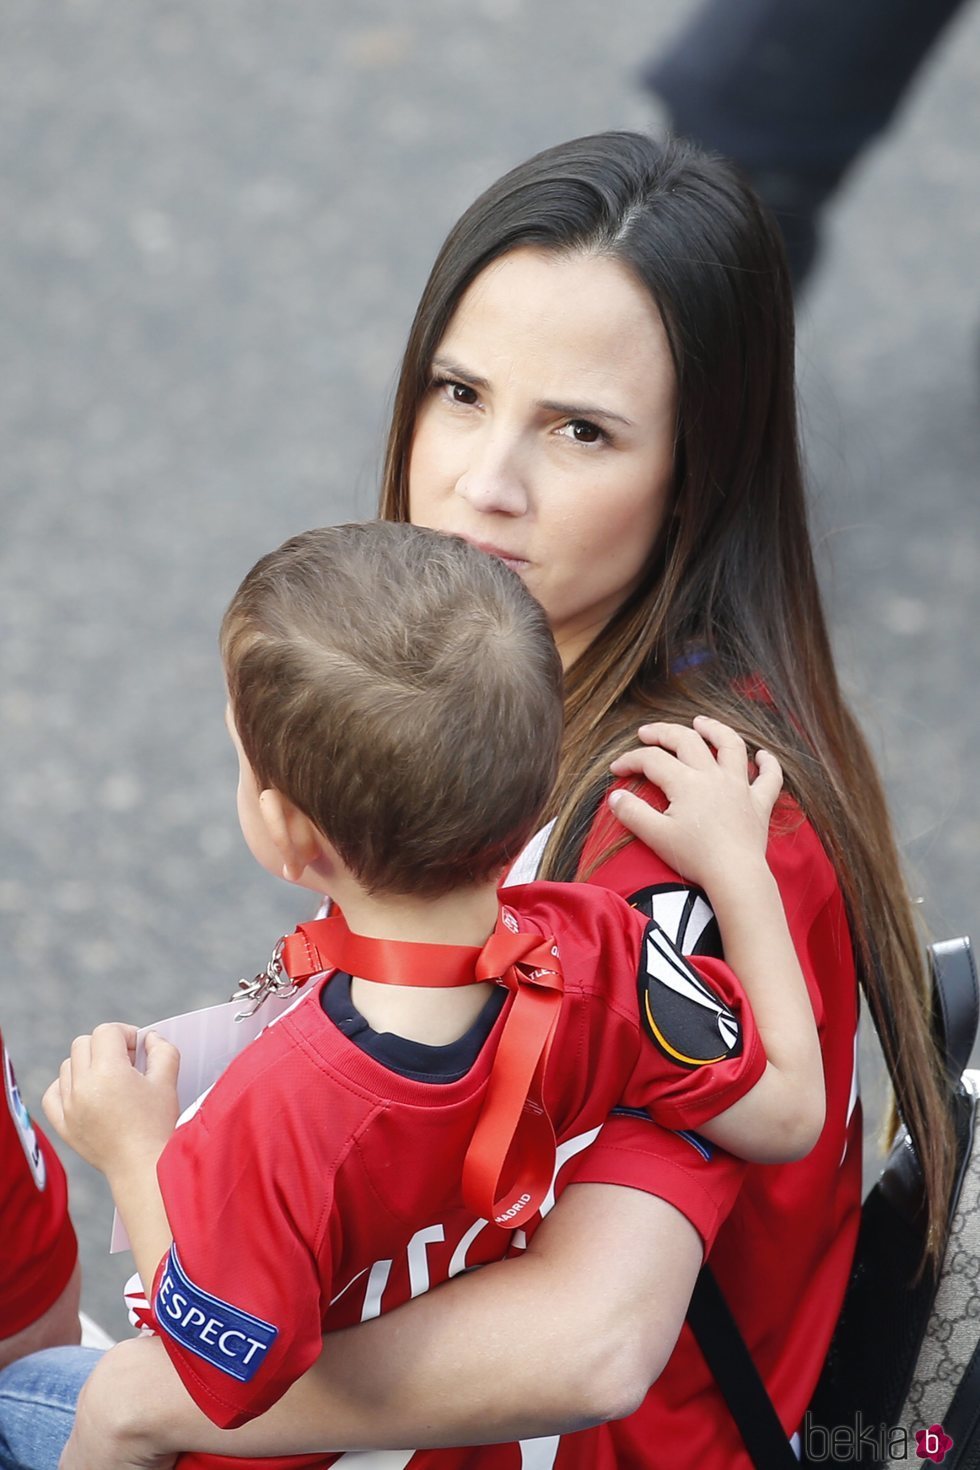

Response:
(930, 937), (977, 1085)
(687, 1268), (799, 1469)
(686, 936), (977, 1469)
(942, 1329), (980, 1465)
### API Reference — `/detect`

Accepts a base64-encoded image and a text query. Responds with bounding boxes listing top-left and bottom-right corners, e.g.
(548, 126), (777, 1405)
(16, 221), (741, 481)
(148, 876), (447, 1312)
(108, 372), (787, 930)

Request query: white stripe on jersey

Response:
(503, 821), (556, 888)
(360, 1258), (393, 1322)
(331, 1452), (416, 1467)
(841, 1025), (861, 1166)
(520, 1436), (561, 1467)
(846, 1027), (859, 1129)
(537, 1125), (603, 1220)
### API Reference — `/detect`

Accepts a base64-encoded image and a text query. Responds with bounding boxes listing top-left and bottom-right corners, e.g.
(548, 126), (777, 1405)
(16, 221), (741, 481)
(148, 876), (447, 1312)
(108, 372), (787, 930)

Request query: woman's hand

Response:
(608, 715), (782, 893)
(42, 1024), (180, 1183)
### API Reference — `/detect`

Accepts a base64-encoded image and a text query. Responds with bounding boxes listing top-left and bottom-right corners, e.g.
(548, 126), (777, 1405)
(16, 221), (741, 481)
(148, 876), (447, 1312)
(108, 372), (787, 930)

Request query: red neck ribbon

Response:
(280, 909), (565, 1230)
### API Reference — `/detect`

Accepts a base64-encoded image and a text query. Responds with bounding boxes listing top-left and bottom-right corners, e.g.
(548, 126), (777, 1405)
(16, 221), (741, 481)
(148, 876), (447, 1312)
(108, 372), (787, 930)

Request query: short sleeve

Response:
(152, 1044), (333, 1429)
(620, 920), (766, 1131)
(0, 1036), (78, 1337)
(568, 1112), (747, 1254)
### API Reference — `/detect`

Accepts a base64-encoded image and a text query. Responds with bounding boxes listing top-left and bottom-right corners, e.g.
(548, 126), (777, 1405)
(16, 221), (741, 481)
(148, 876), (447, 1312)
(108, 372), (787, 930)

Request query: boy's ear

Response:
(258, 789), (324, 883)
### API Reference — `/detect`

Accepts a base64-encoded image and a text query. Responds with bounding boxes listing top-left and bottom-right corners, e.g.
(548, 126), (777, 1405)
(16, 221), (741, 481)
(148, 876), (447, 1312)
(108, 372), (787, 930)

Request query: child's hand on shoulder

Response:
(607, 715), (782, 893)
(42, 1024), (180, 1183)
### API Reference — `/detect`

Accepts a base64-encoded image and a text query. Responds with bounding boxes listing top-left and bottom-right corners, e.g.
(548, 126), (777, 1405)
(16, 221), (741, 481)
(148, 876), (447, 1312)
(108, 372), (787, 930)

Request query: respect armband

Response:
(154, 1246), (279, 1383)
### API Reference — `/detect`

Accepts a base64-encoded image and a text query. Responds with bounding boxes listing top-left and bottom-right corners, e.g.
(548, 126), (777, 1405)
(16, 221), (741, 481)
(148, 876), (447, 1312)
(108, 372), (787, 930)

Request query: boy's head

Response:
(221, 522), (564, 900)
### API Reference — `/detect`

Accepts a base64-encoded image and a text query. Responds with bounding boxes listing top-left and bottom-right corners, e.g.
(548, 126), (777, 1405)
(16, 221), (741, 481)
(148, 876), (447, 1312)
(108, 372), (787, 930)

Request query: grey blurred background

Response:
(2, 1), (978, 1336)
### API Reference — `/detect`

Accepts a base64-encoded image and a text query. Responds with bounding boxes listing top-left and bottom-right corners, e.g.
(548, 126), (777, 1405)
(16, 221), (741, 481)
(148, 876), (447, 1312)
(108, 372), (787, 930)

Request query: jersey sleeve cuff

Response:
(649, 1024), (767, 1132)
(149, 1249), (261, 1430)
(568, 1122), (747, 1254)
(0, 1213), (78, 1338)
(0, 1127), (78, 1339)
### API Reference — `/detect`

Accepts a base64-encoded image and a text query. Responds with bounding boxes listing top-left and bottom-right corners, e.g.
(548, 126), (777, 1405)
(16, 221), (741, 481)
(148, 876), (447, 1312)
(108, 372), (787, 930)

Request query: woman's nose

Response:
(454, 437), (529, 517)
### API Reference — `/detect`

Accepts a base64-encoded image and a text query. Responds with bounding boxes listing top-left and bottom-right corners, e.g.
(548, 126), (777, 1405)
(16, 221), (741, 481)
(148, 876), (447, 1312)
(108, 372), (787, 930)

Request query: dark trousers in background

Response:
(644, 0), (968, 283)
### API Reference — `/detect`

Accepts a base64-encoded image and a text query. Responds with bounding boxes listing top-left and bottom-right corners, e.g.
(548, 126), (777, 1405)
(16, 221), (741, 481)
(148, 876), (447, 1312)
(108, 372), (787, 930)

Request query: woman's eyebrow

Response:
(537, 398), (634, 428)
(431, 356), (489, 389)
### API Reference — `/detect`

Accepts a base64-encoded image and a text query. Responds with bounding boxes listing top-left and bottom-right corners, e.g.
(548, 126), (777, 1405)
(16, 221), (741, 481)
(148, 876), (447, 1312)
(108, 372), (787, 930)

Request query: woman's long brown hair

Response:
(378, 131), (954, 1266)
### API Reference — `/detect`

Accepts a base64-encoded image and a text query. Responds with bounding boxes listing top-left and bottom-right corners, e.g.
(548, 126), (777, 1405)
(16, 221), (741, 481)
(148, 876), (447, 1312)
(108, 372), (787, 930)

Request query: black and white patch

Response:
(627, 883), (723, 959)
(637, 920), (742, 1068)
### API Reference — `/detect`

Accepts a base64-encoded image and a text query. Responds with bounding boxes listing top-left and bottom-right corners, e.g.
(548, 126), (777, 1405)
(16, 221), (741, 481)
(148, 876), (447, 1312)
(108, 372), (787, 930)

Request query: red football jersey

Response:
(152, 882), (764, 1469)
(0, 1029), (78, 1337)
(567, 780), (863, 1468)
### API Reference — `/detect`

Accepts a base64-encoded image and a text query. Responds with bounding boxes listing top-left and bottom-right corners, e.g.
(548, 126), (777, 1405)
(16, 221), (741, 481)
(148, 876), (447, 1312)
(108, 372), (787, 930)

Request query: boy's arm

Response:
(42, 1024), (178, 1294)
(609, 716), (825, 1163)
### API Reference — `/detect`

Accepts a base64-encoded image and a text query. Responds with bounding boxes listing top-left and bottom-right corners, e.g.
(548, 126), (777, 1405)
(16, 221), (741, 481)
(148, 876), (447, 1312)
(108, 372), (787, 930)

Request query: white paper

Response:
(109, 988), (307, 1253)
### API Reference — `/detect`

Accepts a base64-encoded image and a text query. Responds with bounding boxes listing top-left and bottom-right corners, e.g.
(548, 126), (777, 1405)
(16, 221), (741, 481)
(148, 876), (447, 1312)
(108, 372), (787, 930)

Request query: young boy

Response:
(44, 521), (823, 1469)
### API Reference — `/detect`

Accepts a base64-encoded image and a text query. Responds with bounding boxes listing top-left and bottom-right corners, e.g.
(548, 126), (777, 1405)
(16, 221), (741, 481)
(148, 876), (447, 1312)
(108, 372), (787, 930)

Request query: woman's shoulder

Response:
(584, 774), (840, 914)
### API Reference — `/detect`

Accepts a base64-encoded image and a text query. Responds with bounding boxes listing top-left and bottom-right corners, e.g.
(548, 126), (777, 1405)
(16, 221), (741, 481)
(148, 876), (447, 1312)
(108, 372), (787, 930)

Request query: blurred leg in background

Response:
(643, 0), (968, 288)
(0, 1346), (101, 1470)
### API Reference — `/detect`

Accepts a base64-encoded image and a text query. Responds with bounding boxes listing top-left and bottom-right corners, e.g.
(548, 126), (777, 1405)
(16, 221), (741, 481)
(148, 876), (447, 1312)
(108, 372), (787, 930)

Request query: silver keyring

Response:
(230, 936), (298, 1020)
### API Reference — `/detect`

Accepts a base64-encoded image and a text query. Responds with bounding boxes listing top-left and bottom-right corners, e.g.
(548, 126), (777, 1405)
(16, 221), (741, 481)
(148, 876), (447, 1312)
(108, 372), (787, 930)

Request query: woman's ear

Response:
(258, 789), (323, 883)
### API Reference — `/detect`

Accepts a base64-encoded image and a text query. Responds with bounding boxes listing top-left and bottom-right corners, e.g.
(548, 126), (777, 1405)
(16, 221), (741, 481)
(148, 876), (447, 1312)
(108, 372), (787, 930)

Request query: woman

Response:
(1, 131), (953, 1470)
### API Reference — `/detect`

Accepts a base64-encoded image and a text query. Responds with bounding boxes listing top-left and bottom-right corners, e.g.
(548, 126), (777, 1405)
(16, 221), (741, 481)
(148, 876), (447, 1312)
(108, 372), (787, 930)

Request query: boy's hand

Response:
(607, 715), (782, 892)
(42, 1024), (180, 1183)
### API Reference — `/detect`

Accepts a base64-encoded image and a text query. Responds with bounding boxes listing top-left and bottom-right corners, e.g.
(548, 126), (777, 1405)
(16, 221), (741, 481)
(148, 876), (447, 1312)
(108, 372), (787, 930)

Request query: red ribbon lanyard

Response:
(280, 910), (565, 1230)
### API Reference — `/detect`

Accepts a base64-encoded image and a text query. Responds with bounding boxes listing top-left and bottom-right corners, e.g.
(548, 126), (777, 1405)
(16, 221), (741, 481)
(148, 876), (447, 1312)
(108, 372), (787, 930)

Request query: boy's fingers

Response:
(41, 1078), (64, 1133)
(90, 1023), (137, 1065)
(607, 788), (672, 847)
(144, 1031), (180, 1086)
(753, 747), (783, 781)
(751, 749), (784, 809)
(692, 715), (748, 775)
(109, 1022), (139, 1056)
(610, 746), (685, 795)
(69, 1034), (92, 1075)
(636, 722), (714, 770)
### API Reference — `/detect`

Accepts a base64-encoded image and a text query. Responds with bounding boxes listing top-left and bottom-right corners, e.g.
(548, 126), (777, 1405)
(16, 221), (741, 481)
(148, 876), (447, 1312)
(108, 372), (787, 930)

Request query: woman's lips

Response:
(460, 536), (530, 572)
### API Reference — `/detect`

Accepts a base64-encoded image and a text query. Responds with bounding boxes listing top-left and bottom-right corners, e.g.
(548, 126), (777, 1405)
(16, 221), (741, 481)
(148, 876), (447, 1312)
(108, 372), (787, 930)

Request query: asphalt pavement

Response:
(2, 0), (979, 1336)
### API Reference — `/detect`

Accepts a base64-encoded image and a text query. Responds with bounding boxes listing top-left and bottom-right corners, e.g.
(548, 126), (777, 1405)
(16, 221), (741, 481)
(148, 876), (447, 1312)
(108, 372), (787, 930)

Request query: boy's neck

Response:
(325, 876), (504, 1048)
(328, 875), (501, 950)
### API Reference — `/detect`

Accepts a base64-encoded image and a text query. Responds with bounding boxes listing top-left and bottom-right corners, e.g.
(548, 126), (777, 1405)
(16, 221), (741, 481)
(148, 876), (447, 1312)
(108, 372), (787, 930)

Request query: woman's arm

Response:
(63, 1183), (703, 1467)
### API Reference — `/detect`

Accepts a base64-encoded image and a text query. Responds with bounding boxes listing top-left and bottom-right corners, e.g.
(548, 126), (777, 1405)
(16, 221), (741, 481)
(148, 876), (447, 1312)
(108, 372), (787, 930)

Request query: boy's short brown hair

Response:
(221, 522), (563, 898)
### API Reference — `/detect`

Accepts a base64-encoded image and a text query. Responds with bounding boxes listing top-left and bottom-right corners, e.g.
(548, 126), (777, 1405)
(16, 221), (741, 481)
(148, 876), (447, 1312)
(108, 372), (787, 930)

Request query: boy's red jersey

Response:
(152, 881), (764, 1469)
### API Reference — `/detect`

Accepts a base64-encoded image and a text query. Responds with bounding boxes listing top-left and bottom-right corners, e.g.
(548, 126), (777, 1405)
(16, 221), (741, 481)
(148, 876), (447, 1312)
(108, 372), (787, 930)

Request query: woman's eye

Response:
(559, 419), (606, 445)
(434, 377), (479, 406)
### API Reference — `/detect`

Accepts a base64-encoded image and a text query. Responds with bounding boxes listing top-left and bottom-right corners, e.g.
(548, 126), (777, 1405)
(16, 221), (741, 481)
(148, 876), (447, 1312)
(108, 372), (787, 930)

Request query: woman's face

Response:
(409, 247), (677, 668)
